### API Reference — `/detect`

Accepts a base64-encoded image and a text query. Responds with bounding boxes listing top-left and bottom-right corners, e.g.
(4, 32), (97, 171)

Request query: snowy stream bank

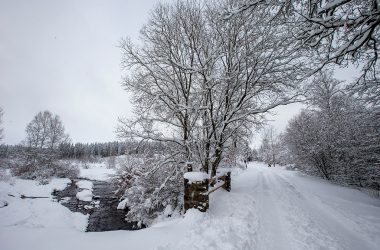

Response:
(53, 178), (141, 231)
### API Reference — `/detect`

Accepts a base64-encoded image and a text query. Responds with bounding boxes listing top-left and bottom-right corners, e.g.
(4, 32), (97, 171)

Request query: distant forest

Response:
(0, 141), (137, 160)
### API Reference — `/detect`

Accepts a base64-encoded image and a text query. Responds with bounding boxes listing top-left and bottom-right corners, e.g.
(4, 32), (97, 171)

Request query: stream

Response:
(52, 178), (142, 232)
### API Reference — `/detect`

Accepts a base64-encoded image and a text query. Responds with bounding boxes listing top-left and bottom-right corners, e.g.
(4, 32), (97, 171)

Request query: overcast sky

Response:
(0, 0), (359, 145)
(0, 0), (169, 144)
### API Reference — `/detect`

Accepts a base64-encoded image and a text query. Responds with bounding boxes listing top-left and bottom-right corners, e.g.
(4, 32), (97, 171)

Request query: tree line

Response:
(0, 141), (129, 160)
(0, 110), (138, 180)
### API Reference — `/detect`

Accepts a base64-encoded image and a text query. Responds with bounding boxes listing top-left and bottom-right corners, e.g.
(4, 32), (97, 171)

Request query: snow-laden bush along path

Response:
(1, 162), (380, 250)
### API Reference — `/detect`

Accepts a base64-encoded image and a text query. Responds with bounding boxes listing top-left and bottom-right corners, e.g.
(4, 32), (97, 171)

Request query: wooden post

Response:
(184, 173), (209, 213)
(223, 171), (231, 192)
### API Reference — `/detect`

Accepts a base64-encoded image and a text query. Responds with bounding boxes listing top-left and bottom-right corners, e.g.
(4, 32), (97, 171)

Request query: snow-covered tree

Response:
(258, 126), (281, 167)
(13, 111), (77, 180)
(117, 0), (309, 224)
(226, 0), (380, 107)
(25, 110), (69, 149)
(284, 71), (380, 189)
(297, 0), (380, 107)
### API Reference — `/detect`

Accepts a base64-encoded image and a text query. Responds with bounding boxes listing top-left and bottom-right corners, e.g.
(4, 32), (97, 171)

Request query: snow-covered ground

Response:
(1, 162), (380, 250)
(78, 162), (116, 181)
(0, 177), (88, 233)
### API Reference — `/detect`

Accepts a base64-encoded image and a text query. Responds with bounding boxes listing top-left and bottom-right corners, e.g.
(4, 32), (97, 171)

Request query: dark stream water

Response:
(52, 178), (142, 232)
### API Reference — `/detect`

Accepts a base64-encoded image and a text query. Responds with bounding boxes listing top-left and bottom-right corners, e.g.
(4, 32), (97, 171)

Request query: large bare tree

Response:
(117, 0), (309, 224)
(26, 110), (69, 149)
(119, 0), (308, 175)
(226, 0), (380, 106)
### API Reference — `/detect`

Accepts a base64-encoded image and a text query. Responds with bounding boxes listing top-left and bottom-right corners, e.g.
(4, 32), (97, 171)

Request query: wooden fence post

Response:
(184, 172), (209, 213)
(184, 171), (231, 213)
(223, 171), (231, 192)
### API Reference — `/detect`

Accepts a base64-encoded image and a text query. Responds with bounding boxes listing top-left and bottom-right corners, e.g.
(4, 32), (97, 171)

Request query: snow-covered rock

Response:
(75, 180), (93, 202)
(76, 189), (93, 202)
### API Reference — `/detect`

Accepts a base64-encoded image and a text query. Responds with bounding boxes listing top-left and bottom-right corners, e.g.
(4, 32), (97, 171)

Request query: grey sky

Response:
(0, 0), (167, 144)
(0, 0), (359, 145)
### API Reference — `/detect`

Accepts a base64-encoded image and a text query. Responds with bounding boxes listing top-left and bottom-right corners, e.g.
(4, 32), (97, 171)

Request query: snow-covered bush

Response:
(9, 110), (79, 180)
(284, 72), (380, 189)
(11, 149), (79, 180)
(115, 153), (183, 226)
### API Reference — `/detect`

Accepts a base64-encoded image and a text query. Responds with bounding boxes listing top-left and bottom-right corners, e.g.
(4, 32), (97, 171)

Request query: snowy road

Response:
(1, 162), (380, 250)
(162, 162), (380, 250)
(244, 163), (380, 250)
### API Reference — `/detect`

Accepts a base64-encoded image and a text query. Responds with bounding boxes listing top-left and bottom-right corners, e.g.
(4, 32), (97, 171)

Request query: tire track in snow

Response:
(271, 171), (377, 250)
(262, 170), (342, 250)
(253, 169), (291, 250)
(157, 164), (379, 250)
(275, 172), (380, 250)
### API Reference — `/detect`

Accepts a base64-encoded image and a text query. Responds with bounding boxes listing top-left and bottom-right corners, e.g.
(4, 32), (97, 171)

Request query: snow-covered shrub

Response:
(11, 149), (79, 180)
(52, 161), (80, 179)
(284, 72), (380, 189)
(115, 153), (183, 227)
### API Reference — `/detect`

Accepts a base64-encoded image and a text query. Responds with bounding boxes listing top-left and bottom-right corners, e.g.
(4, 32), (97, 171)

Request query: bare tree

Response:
(13, 110), (75, 179)
(226, 0), (379, 72)
(119, 0), (308, 174)
(25, 111), (69, 149)
(297, 1), (379, 73)
(199, 1), (309, 176)
(117, 1), (209, 224)
(117, 0), (310, 224)
(225, 0), (380, 106)
(258, 126), (280, 167)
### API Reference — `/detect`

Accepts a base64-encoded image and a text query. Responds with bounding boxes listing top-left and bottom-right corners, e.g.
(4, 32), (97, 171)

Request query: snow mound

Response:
(76, 189), (92, 202)
(184, 172), (209, 183)
(0, 178), (88, 231)
(75, 180), (93, 202)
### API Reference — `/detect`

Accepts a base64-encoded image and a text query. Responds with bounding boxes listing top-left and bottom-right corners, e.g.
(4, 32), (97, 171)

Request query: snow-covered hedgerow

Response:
(11, 149), (79, 180)
(283, 72), (380, 190)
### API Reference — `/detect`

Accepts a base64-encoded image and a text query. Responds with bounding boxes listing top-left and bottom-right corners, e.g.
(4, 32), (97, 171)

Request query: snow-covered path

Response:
(245, 163), (380, 250)
(161, 162), (380, 250)
(1, 162), (380, 250)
